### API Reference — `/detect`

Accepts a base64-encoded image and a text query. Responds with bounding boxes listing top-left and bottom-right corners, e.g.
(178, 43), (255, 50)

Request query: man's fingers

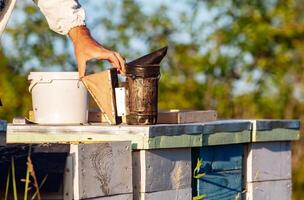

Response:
(77, 59), (86, 78)
(114, 52), (126, 74)
(109, 55), (122, 71)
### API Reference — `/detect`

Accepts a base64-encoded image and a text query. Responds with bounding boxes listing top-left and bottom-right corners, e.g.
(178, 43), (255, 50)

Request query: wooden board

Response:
(194, 144), (243, 200)
(245, 142), (291, 182)
(197, 171), (242, 200)
(246, 179), (291, 200)
(202, 120), (252, 146)
(157, 110), (217, 124)
(250, 120), (300, 142)
(198, 144), (243, 171)
(6, 120), (300, 148)
(133, 149), (191, 193)
(70, 142), (132, 199)
(88, 194), (133, 200)
(135, 188), (192, 200)
(82, 69), (121, 125)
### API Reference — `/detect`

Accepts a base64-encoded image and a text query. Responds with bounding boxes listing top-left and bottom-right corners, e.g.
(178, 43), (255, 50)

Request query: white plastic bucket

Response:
(28, 72), (88, 124)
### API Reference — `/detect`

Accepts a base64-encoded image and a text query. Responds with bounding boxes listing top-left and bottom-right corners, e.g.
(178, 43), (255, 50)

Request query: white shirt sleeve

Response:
(35, 0), (86, 35)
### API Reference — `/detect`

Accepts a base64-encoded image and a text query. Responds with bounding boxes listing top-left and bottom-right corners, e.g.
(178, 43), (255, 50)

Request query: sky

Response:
(0, 0), (254, 95)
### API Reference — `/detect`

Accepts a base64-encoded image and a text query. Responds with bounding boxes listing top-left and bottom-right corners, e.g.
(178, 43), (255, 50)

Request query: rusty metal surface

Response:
(126, 77), (159, 125)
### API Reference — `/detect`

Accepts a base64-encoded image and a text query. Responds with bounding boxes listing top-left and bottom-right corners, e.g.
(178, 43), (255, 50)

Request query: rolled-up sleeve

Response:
(35, 0), (86, 35)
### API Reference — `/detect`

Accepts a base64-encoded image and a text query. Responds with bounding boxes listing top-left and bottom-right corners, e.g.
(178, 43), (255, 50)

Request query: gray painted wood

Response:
(246, 179), (291, 200)
(7, 120), (300, 148)
(135, 188), (192, 200)
(202, 120), (252, 135)
(133, 149), (191, 193)
(255, 120), (300, 131)
(246, 142), (291, 182)
(71, 142), (132, 199)
(87, 193), (133, 200)
(148, 123), (202, 137)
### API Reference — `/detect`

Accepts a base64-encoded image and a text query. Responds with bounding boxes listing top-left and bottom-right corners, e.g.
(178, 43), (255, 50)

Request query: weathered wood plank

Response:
(87, 193), (133, 200)
(197, 171), (242, 200)
(64, 155), (73, 200)
(6, 120), (300, 148)
(251, 120), (300, 142)
(246, 179), (291, 200)
(201, 121), (251, 146)
(255, 120), (300, 131)
(135, 188), (192, 200)
(202, 120), (252, 134)
(202, 130), (250, 146)
(71, 142), (132, 199)
(198, 145), (243, 171)
(254, 129), (299, 142)
(157, 110), (217, 124)
(133, 149), (191, 193)
(195, 144), (244, 200)
(147, 135), (202, 149)
(246, 142), (291, 182)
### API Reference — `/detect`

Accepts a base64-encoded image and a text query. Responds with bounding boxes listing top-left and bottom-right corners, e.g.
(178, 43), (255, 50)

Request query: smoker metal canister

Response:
(125, 64), (160, 125)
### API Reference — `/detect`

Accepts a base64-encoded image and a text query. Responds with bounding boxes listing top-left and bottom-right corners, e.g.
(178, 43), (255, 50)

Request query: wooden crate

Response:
(244, 142), (292, 200)
(67, 142), (132, 199)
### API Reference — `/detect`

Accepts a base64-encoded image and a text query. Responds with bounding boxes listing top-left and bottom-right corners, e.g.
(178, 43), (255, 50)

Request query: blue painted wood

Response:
(197, 171), (242, 200)
(198, 144), (243, 171)
(194, 144), (244, 200)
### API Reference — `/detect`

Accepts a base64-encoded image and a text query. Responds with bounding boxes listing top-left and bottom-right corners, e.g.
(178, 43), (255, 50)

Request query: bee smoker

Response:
(125, 64), (160, 125)
(123, 46), (167, 125)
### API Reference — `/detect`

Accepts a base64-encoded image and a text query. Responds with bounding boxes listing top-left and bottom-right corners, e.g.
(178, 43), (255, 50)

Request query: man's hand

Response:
(68, 26), (125, 78)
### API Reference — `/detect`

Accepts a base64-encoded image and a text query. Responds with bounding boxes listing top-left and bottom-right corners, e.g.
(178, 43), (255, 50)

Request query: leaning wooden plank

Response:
(71, 142), (132, 199)
(157, 110), (217, 124)
(245, 142), (291, 182)
(246, 179), (291, 200)
(135, 188), (192, 200)
(133, 148), (191, 193)
(82, 69), (121, 125)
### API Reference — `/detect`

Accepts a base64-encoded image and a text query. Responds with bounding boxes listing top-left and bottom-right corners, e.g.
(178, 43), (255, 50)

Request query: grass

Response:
(193, 158), (206, 200)
(4, 145), (47, 200)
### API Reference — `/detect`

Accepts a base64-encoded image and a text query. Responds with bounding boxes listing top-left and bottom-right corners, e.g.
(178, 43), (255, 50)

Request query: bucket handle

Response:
(28, 79), (53, 93)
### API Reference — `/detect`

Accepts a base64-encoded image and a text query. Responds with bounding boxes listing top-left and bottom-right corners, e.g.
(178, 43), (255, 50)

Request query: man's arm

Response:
(35, 0), (125, 77)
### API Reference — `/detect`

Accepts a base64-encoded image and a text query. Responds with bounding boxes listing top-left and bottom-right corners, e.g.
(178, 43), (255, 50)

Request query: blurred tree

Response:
(0, 50), (31, 120)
